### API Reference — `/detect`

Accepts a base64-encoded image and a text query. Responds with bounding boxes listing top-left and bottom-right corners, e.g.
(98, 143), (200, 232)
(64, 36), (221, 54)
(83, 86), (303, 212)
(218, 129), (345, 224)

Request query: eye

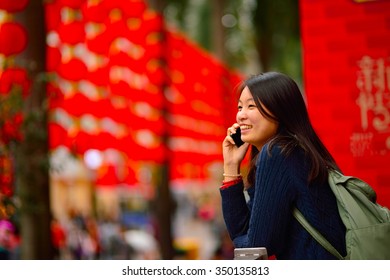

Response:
(248, 104), (256, 109)
(237, 105), (242, 111)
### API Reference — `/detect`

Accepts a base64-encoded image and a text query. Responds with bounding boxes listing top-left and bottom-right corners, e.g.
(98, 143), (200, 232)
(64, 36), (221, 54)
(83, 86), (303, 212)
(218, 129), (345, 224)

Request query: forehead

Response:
(239, 86), (254, 102)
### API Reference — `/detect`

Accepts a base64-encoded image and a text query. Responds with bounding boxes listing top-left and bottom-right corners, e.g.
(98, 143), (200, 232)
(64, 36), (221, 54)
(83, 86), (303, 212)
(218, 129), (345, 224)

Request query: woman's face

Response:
(236, 86), (278, 150)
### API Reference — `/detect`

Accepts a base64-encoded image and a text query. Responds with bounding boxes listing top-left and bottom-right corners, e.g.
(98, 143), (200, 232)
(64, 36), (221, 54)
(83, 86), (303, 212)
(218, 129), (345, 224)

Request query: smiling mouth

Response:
(240, 125), (252, 130)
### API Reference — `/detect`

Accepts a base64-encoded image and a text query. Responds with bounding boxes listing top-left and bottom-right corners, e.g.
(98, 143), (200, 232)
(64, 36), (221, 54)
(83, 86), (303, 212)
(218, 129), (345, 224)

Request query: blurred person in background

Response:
(220, 72), (346, 259)
(65, 211), (99, 260)
(0, 219), (18, 259)
(51, 218), (66, 259)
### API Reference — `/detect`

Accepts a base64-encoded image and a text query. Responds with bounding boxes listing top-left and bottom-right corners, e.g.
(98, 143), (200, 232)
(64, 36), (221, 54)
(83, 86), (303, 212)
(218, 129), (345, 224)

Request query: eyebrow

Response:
(238, 98), (254, 103)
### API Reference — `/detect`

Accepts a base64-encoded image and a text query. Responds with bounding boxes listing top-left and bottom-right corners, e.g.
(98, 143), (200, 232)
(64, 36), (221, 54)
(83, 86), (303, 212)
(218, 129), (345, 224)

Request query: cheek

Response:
(260, 122), (278, 137)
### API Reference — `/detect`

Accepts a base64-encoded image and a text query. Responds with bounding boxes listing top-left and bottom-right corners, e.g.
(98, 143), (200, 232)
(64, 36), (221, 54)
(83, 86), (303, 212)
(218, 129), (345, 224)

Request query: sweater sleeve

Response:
(220, 145), (297, 256)
(219, 180), (251, 240)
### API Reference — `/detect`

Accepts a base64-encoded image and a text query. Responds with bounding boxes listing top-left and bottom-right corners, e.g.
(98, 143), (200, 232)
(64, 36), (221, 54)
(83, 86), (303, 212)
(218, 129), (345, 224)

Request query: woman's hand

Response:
(222, 123), (250, 179)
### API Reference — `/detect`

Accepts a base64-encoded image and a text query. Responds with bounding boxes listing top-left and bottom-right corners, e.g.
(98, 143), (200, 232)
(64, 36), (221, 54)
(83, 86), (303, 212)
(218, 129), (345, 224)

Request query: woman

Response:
(220, 72), (346, 259)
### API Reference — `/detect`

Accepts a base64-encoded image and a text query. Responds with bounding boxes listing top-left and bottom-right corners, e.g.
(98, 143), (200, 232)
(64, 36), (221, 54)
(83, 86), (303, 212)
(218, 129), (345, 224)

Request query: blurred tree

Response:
(252, 0), (301, 82)
(14, 0), (53, 259)
(147, 0), (176, 260)
(212, 0), (226, 61)
(162, 0), (301, 82)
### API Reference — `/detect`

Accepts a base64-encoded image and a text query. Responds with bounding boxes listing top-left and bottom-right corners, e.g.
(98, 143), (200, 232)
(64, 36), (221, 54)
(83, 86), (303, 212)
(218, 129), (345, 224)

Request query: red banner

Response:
(300, 0), (390, 206)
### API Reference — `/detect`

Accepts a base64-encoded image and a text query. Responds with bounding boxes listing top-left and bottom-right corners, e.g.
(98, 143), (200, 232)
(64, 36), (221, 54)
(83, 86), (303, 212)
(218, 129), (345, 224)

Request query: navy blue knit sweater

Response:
(220, 144), (347, 259)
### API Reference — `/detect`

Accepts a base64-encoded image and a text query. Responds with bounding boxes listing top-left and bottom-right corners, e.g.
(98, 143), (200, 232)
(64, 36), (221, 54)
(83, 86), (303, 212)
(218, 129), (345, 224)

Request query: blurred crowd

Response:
(52, 210), (167, 260)
(0, 212), (161, 260)
(0, 209), (234, 260)
(0, 184), (235, 260)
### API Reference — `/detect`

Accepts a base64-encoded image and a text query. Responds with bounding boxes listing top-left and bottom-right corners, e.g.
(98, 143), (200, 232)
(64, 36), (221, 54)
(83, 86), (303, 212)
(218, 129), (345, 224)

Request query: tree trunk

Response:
(14, 0), (53, 260)
(147, 0), (175, 260)
(212, 0), (226, 61)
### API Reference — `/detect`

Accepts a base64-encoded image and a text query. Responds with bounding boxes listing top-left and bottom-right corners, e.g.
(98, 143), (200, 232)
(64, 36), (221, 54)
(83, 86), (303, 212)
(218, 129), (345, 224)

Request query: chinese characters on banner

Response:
(300, 0), (390, 206)
(353, 56), (390, 158)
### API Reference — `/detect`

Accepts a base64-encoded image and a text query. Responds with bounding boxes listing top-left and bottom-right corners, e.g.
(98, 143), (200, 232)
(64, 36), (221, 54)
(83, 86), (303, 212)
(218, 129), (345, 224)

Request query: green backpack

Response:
(293, 170), (390, 260)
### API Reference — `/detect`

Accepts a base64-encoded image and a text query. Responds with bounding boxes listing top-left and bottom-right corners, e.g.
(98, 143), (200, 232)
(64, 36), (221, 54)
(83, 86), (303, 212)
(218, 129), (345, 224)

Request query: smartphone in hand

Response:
(230, 127), (245, 147)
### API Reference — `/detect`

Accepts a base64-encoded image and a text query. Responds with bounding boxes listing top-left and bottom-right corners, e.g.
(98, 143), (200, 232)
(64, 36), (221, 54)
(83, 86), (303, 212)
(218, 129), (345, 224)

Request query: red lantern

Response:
(1, 117), (23, 143)
(0, 154), (14, 197)
(57, 59), (88, 81)
(46, 46), (61, 72)
(45, 1), (62, 31)
(0, 0), (29, 12)
(0, 22), (28, 56)
(102, 0), (146, 19)
(81, 2), (108, 23)
(86, 30), (112, 54)
(48, 122), (68, 150)
(57, 21), (85, 44)
(59, 0), (84, 9)
(87, 66), (109, 86)
(0, 67), (30, 96)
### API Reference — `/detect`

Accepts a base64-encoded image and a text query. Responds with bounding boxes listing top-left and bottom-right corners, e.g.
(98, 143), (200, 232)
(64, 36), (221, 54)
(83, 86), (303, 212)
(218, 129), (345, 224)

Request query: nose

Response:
(236, 109), (247, 122)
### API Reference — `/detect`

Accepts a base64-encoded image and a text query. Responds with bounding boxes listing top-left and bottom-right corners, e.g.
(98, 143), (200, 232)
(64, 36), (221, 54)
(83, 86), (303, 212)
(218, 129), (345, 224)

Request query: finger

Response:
(227, 127), (237, 136)
(224, 135), (236, 146)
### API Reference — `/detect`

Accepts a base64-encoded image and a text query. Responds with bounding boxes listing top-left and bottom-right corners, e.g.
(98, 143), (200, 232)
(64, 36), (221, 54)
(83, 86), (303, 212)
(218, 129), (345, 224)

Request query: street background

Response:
(1, 0), (390, 260)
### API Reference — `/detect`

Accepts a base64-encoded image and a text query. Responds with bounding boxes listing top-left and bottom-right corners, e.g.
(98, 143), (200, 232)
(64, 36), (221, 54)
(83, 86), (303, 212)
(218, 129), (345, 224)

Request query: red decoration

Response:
(86, 30), (112, 54)
(0, 22), (28, 56)
(57, 59), (88, 81)
(81, 3), (108, 23)
(0, 0), (29, 12)
(46, 47), (61, 72)
(0, 67), (30, 96)
(57, 21), (85, 44)
(102, 0), (146, 19)
(1, 114), (23, 142)
(46, 0), (242, 186)
(87, 66), (109, 86)
(0, 154), (14, 197)
(59, 0), (84, 9)
(48, 122), (68, 150)
(45, 1), (62, 31)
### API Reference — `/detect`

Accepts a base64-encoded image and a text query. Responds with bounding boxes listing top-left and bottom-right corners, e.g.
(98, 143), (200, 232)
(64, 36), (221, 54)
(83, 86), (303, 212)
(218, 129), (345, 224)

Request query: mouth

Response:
(240, 124), (252, 131)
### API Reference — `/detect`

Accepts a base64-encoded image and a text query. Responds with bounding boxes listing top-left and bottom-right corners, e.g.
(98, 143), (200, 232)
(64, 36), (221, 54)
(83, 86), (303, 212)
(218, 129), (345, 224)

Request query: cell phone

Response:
(234, 247), (268, 260)
(230, 127), (245, 147)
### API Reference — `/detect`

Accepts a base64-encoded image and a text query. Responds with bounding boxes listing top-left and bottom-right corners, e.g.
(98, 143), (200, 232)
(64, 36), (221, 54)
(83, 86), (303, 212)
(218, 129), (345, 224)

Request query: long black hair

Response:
(240, 72), (340, 185)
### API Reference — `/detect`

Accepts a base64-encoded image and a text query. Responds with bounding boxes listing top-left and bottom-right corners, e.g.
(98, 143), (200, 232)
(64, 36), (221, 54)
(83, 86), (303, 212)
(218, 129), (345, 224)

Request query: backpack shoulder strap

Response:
(293, 207), (344, 260)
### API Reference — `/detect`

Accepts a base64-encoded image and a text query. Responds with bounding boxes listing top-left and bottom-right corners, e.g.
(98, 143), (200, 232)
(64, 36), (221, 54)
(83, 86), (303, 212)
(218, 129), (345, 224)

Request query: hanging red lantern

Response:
(0, 22), (28, 56)
(57, 21), (85, 44)
(102, 0), (146, 19)
(1, 116), (23, 144)
(48, 122), (68, 150)
(87, 66), (109, 86)
(0, 154), (14, 197)
(59, 0), (84, 9)
(46, 46), (61, 72)
(81, 2), (108, 23)
(0, 67), (30, 96)
(0, 0), (29, 12)
(45, 1), (61, 31)
(57, 59), (88, 81)
(86, 30), (112, 54)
